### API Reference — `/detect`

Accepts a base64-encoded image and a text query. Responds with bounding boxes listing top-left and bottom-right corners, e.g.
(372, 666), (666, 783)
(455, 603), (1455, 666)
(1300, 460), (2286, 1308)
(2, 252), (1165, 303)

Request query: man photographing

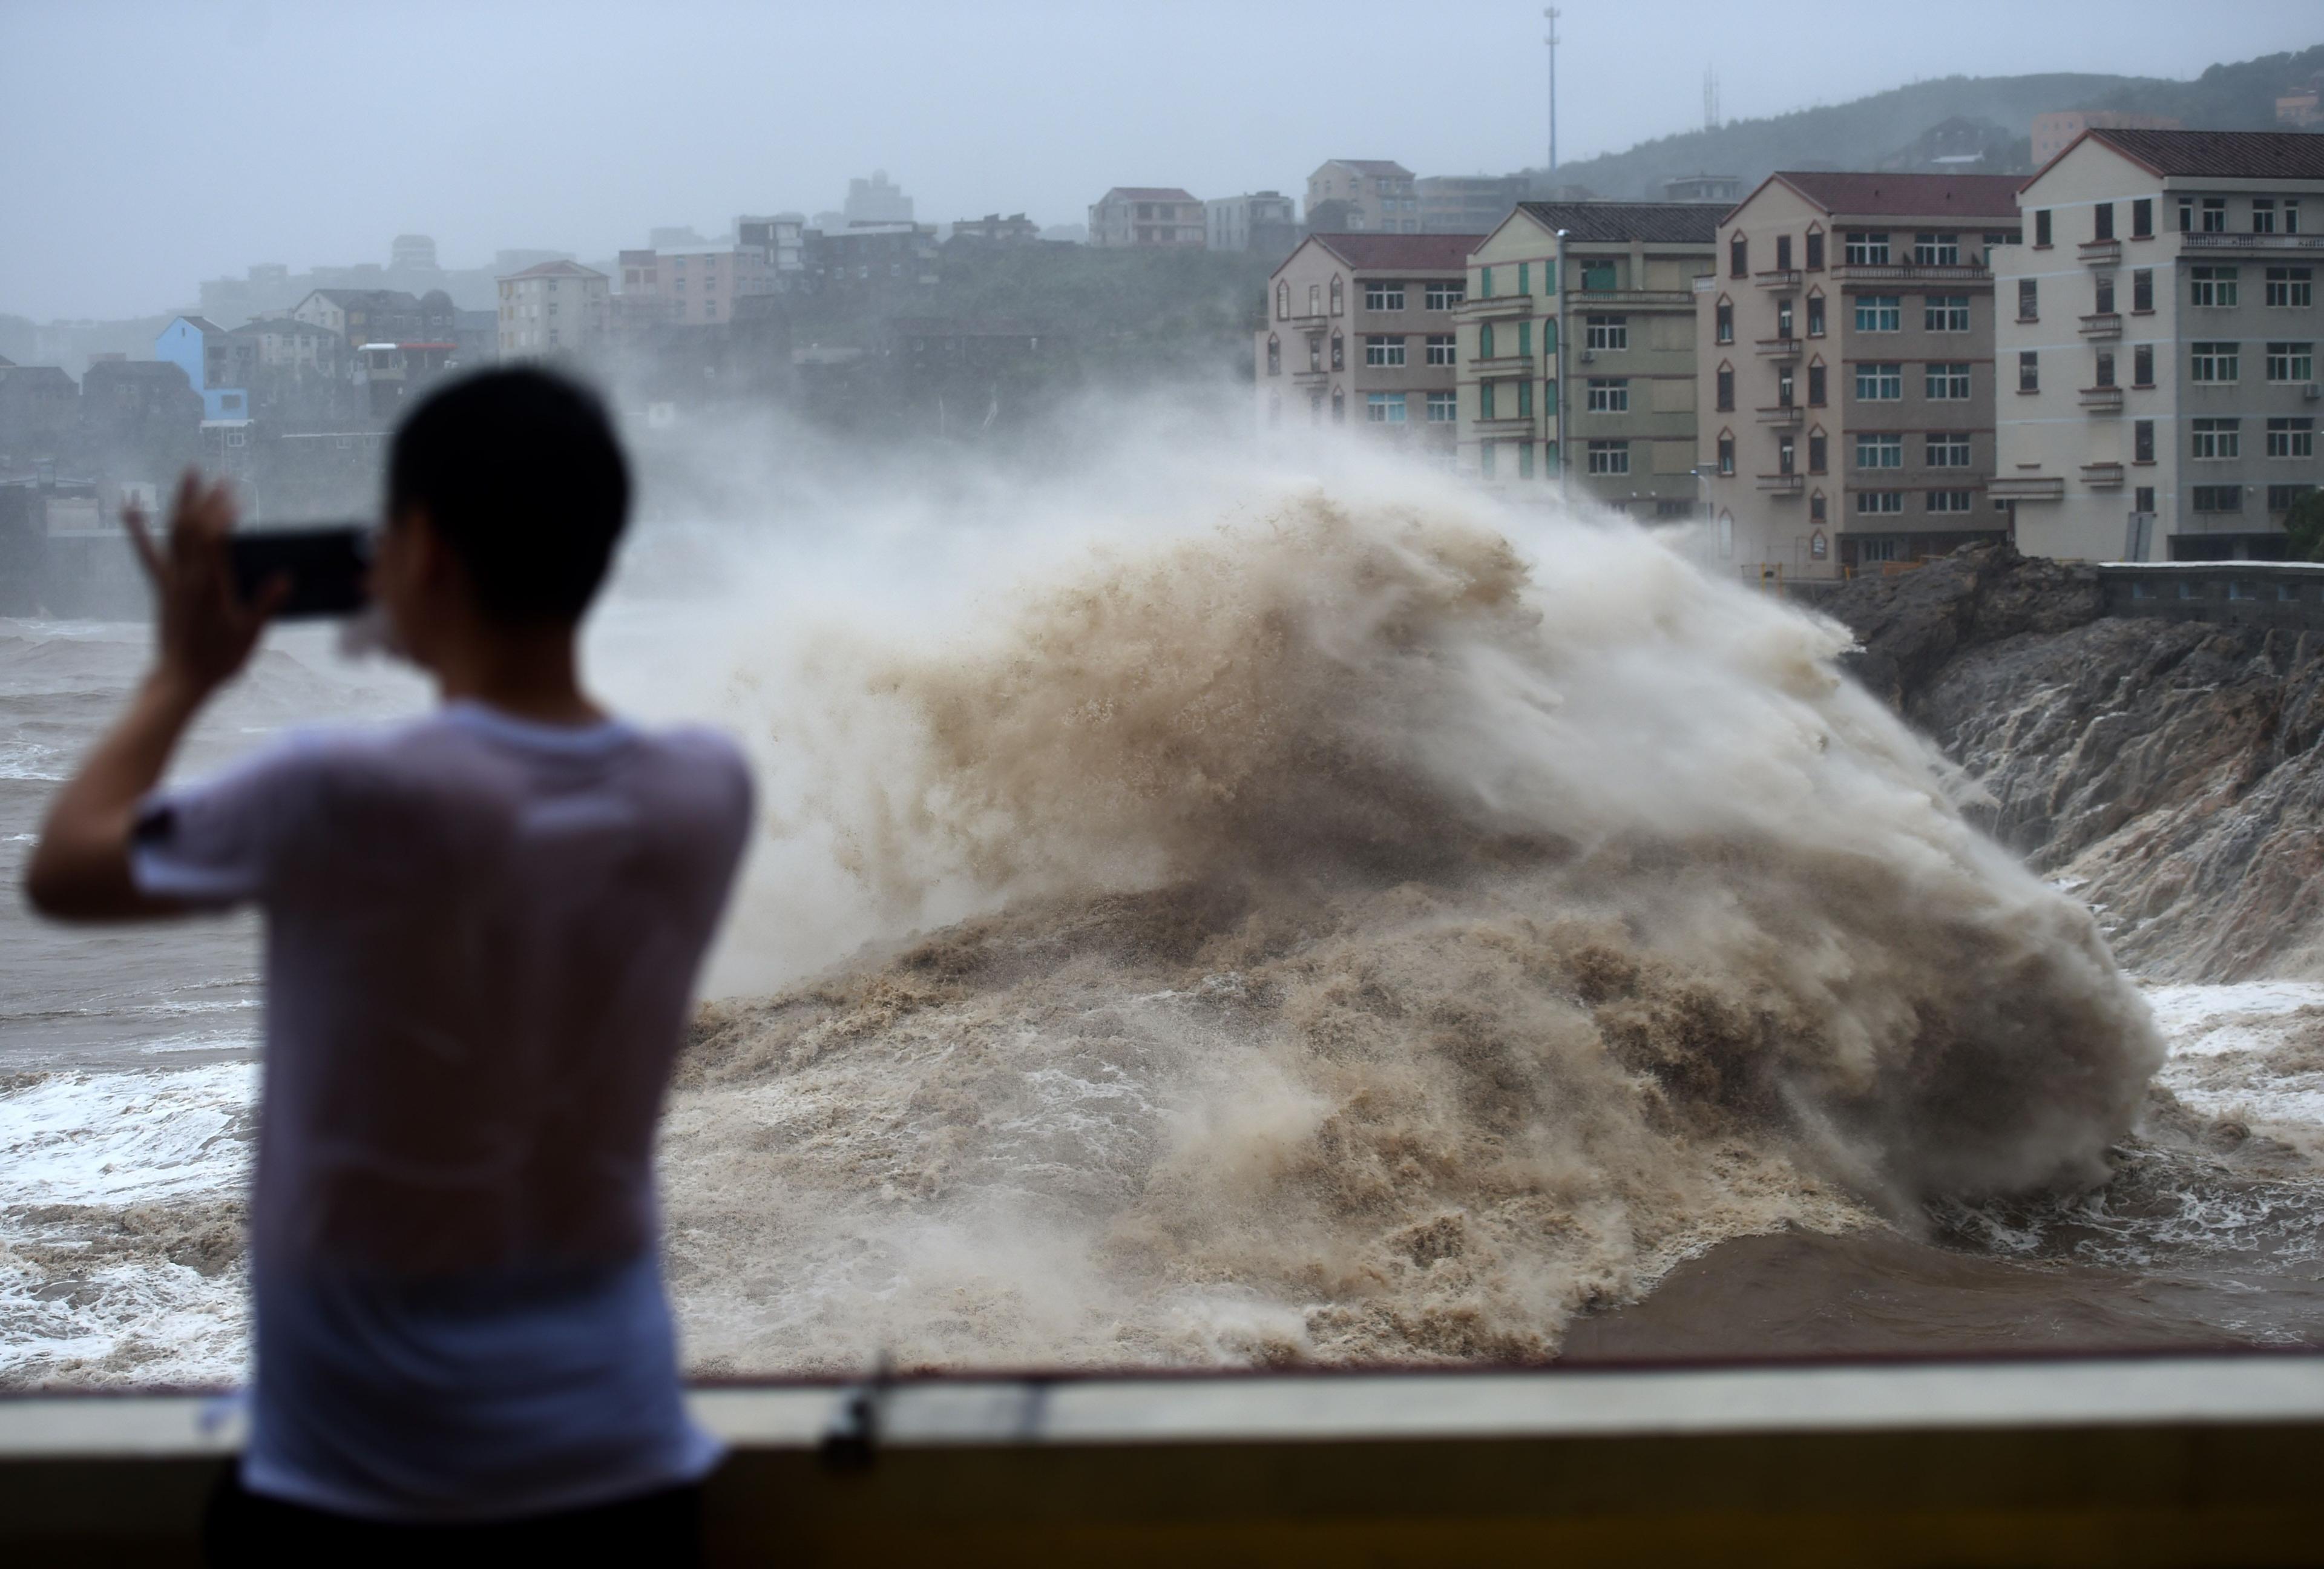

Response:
(24, 369), (752, 1560)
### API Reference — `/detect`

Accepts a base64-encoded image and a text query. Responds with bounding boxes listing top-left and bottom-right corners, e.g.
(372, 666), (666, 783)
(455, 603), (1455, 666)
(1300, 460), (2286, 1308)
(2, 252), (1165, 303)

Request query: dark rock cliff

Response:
(1822, 544), (2324, 981)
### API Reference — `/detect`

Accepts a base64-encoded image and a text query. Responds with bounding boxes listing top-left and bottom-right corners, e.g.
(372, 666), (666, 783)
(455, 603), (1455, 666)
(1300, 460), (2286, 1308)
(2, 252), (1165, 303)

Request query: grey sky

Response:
(2, 0), (2318, 321)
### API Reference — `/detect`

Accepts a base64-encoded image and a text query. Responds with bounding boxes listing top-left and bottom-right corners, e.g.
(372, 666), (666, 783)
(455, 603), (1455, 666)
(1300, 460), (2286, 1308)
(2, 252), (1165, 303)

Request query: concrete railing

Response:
(2099, 561), (2324, 630)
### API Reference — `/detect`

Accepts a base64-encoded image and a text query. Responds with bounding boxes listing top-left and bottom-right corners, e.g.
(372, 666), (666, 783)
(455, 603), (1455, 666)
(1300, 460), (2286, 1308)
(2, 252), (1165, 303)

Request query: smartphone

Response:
(228, 525), (372, 619)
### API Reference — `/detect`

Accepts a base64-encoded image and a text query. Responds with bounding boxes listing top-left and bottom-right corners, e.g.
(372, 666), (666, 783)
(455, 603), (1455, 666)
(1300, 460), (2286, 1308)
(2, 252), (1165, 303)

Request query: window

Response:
(2269, 417), (2316, 458)
(1778, 435), (1796, 474)
(1856, 361), (1903, 400)
(1777, 367), (1795, 407)
(1857, 490), (1904, 515)
(1479, 380), (1495, 419)
(2092, 205), (2115, 242)
(1856, 432), (1902, 469)
(2271, 484), (2318, 512)
(1854, 295), (1902, 332)
(1479, 266), (1493, 298)
(1776, 235), (1793, 271)
(2133, 344), (2154, 386)
(1330, 334), (1344, 370)
(1927, 434), (1972, 467)
(1844, 231), (1890, 265)
(2133, 269), (2154, 312)
(1806, 295), (1826, 337)
(1587, 378), (1630, 412)
(1518, 442), (1535, 479)
(1364, 335), (1406, 367)
(1307, 334), (1323, 371)
(1586, 315), (1627, 350)
(2190, 341), (2239, 383)
(2132, 198), (2153, 238)
(1925, 295), (1970, 332)
(1426, 390), (1457, 423)
(1266, 336), (1281, 375)
(1715, 366), (1735, 410)
(1810, 493), (1827, 524)
(1718, 433), (1736, 475)
(1914, 232), (1960, 265)
(1426, 334), (1456, 366)
(1330, 277), (1344, 313)
(2094, 350), (2116, 389)
(1425, 281), (1464, 309)
(2254, 199), (2277, 236)
(1928, 490), (1975, 513)
(1926, 362), (1972, 400)
(1777, 300), (1794, 338)
(1516, 321), (1532, 358)
(1479, 322), (1495, 359)
(2202, 198), (2227, 234)
(2267, 342), (2314, 383)
(2135, 419), (2155, 463)
(2019, 350), (2040, 392)
(2268, 268), (2315, 308)
(1276, 282), (1288, 319)
(1730, 235), (1748, 278)
(2018, 278), (2038, 321)
(1716, 299), (1734, 343)
(1309, 283), (1322, 315)
(2191, 418), (2240, 459)
(1331, 387), (1345, 423)
(2192, 485), (2241, 512)
(1805, 231), (1825, 270)
(1807, 363), (1827, 406)
(2095, 276), (2116, 315)
(1544, 441), (1559, 473)
(2136, 485), (2155, 513)
(2190, 266), (2239, 308)
(1367, 392), (1408, 424)
(1581, 260), (1617, 292)
(2034, 210), (2052, 247)
(1587, 439), (1630, 475)
(2291, 200), (2305, 235)
(2179, 197), (2195, 233)
(1364, 281), (1406, 311)
(1517, 262), (1531, 296)
(1518, 379), (1534, 417)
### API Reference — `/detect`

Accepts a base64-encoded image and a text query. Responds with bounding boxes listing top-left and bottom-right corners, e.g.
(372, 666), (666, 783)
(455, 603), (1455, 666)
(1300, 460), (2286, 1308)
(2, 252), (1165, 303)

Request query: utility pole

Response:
(1543, 8), (1560, 180)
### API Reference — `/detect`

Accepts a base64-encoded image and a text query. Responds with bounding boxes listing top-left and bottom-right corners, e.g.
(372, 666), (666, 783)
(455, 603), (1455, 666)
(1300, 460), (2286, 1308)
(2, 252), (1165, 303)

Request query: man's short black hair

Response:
(387, 367), (630, 625)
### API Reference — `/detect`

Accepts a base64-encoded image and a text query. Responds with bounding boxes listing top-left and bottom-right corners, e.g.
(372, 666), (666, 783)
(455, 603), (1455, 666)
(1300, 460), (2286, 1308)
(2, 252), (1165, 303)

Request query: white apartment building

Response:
(1306, 161), (1419, 234)
(496, 260), (609, 357)
(1995, 130), (2324, 562)
(1088, 188), (1205, 249)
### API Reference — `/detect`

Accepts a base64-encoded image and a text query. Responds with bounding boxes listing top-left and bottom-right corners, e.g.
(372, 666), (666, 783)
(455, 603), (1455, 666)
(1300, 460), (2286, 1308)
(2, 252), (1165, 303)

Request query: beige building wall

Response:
(1253, 235), (1472, 457)
(496, 265), (609, 357)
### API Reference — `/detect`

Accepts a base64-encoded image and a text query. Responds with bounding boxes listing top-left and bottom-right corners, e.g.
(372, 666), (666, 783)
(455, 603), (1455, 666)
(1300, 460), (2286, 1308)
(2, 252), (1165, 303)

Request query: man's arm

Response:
(22, 473), (284, 921)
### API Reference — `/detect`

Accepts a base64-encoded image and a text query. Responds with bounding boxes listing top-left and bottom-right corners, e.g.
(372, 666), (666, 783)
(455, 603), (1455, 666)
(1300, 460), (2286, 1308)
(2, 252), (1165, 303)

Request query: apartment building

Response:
(1089, 188), (1205, 249)
(614, 246), (774, 327)
(1698, 172), (2021, 579)
(1995, 130), (2324, 562)
(1306, 161), (1419, 234)
(1456, 202), (1719, 510)
(496, 260), (608, 357)
(2030, 111), (2183, 169)
(1417, 176), (1526, 235)
(1255, 232), (1481, 459)
(1206, 191), (1301, 255)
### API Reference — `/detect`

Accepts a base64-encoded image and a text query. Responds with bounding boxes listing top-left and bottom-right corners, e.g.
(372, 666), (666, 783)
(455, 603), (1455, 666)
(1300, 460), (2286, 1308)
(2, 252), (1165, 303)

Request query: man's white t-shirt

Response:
(130, 699), (753, 1522)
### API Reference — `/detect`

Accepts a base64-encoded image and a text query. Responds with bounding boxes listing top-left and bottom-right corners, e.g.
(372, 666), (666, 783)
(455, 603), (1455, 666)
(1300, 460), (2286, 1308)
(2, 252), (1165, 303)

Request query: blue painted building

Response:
(154, 317), (251, 422)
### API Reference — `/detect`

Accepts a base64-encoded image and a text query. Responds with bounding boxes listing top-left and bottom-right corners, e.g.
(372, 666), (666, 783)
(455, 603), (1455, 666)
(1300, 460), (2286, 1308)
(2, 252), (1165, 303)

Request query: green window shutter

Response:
(1518, 379), (1534, 416)
(1481, 266), (1494, 298)
(1544, 261), (1557, 295)
(1518, 262), (1530, 295)
(1480, 322), (1495, 359)
(1481, 381), (1496, 419)
(1543, 378), (1558, 415)
(1519, 442), (1535, 478)
(1543, 441), (1559, 475)
(1543, 317), (1557, 355)
(1480, 441), (1497, 478)
(1517, 321), (1531, 358)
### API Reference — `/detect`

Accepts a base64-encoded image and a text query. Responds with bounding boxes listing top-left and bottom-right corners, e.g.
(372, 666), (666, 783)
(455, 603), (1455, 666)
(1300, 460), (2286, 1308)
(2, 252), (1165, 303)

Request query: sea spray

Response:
(657, 475), (2165, 1371)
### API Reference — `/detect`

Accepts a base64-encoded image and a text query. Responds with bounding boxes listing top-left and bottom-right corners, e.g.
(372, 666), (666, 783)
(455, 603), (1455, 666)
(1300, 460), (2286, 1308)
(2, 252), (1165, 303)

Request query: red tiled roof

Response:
(2080, 128), (2324, 181)
(1768, 171), (2024, 220)
(1104, 187), (1198, 202)
(1302, 232), (1485, 271)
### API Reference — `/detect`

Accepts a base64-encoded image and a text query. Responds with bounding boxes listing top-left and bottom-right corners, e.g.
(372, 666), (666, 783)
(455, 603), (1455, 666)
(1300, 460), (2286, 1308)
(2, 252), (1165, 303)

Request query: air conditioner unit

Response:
(2305, 383), (2321, 400)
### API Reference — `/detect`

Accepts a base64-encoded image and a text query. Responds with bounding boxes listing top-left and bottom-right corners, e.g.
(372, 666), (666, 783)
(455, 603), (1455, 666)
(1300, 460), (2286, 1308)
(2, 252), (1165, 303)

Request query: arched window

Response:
(1715, 295), (1734, 344)
(1716, 429), (1736, 476)
(1810, 492), (1828, 525)
(1810, 527), (1828, 559)
(1729, 232), (1748, 278)
(1308, 282), (1321, 315)
(1276, 281), (1289, 320)
(1715, 360), (1735, 412)
(1480, 321), (1495, 360)
(1266, 334), (1281, 375)
(1330, 332), (1344, 370)
(1718, 510), (1735, 559)
(1804, 226), (1825, 271)
(1330, 275), (1344, 314)
(1331, 386), (1345, 424)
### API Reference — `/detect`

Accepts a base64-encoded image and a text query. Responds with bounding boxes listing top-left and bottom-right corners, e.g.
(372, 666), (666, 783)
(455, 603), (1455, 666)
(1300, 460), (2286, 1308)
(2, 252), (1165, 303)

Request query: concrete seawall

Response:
(2095, 562), (2324, 632)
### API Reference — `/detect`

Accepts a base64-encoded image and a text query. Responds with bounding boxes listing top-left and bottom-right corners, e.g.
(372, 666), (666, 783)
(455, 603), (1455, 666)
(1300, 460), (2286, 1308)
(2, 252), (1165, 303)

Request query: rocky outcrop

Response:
(1823, 544), (2324, 981)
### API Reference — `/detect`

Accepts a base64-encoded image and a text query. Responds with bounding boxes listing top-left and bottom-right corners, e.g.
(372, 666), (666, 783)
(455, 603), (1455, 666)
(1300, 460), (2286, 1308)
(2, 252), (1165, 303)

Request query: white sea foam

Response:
(0, 1065), (255, 1207)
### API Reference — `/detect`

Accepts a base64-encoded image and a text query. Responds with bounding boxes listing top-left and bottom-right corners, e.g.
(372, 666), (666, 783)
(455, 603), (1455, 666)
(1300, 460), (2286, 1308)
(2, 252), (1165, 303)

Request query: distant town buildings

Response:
(1417, 176), (1529, 236)
(1664, 173), (1745, 205)
(389, 234), (440, 272)
(1699, 171), (2021, 579)
(1256, 232), (1479, 460)
(2030, 110), (2184, 168)
(1306, 161), (1419, 234)
(495, 260), (609, 357)
(154, 317), (252, 422)
(947, 213), (1043, 249)
(1206, 192), (1300, 254)
(736, 214), (807, 275)
(844, 171), (915, 226)
(1462, 202), (1720, 506)
(1088, 188), (1205, 249)
(2277, 74), (2324, 128)
(1995, 128), (2324, 564)
(614, 246), (773, 327)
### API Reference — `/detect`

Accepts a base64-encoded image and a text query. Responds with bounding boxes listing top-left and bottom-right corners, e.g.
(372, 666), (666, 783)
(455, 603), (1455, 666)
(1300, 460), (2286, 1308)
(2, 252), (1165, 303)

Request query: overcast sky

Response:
(2, 0), (2318, 321)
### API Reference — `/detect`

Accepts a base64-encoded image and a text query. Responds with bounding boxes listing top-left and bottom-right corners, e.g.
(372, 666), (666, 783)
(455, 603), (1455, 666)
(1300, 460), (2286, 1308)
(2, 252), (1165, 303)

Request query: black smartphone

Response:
(228, 525), (372, 619)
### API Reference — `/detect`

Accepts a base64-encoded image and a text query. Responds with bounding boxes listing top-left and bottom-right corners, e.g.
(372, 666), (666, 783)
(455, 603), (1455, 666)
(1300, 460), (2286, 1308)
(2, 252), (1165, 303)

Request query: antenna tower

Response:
(1704, 67), (1721, 132)
(1543, 7), (1561, 177)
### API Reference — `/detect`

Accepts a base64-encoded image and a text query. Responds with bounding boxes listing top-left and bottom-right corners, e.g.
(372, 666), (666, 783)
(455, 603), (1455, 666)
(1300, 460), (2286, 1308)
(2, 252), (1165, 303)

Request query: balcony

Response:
(1753, 268), (1802, 291)
(1828, 262), (1990, 285)
(2081, 462), (2126, 487)
(1756, 404), (1802, 428)
(1569, 288), (1695, 308)
(1472, 414), (1538, 439)
(1469, 353), (1536, 374)
(2078, 238), (2122, 266)
(1456, 295), (1534, 321)
(1290, 364), (1330, 384)
(2079, 385), (2125, 412)
(2079, 312), (2123, 339)
(2181, 231), (2324, 253)
(1991, 475), (2066, 501)
(1754, 337), (1802, 359)
(1755, 472), (1804, 494)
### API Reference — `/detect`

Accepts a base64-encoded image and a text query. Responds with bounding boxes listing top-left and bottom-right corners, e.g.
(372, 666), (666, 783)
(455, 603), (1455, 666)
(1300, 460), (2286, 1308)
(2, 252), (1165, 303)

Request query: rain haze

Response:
(1, 0), (2320, 319)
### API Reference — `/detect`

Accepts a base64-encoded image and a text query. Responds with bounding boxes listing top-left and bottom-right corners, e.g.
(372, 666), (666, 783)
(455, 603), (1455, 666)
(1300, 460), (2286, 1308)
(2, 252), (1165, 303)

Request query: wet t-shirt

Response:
(130, 700), (753, 1521)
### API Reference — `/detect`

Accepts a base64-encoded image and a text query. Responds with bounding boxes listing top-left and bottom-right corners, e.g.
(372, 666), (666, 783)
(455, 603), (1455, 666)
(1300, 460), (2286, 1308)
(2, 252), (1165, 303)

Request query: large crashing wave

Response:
(663, 487), (2162, 1371)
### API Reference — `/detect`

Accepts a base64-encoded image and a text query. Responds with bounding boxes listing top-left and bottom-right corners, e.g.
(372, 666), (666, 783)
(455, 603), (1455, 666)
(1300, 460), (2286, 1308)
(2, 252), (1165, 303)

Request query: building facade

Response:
(1457, 202), (1719, 511)
(1206, 192), (1301, 255)
(154, 317), (252, 422)
(1088, 188), (1205, 248)
(614, 246), (774, 327)
(2030, 111), (2184, 169)
(1698, 172), (2022, 579)
(1417, 176), (1527, 236)
(1255, 232), (1480, 460)
(1305, 160), (1419, 234)
(1995, 130), (2324, 563)
(496, 261), (609, 357)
